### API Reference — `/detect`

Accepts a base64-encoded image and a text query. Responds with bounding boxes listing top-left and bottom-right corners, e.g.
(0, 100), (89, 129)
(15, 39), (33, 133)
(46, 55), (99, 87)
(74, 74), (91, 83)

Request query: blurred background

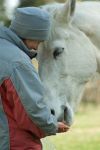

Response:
(0, 0), (100, 150)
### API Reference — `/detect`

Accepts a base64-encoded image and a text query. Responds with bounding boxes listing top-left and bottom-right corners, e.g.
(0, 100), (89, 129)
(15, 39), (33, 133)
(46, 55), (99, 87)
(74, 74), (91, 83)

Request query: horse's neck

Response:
(94, 48), (100, 74)
(72, 2), (100, 74)
(73, 2), (100, 50)
(73, 19), (100, 74)
(73, 20), (100, 51)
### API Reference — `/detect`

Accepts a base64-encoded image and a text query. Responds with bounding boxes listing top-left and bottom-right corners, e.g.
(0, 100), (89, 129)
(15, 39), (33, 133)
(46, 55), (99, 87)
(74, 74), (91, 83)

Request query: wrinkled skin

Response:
(38, 0), (100, 126)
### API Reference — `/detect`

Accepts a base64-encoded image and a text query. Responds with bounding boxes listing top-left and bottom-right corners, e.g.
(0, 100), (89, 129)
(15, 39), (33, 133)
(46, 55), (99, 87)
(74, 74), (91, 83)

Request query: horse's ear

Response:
(55, 0), (76, 23)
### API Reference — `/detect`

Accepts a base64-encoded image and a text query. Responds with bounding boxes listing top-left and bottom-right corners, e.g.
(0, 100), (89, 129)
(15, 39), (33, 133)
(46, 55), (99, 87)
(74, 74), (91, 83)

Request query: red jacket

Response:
(0, 79), (45, 150)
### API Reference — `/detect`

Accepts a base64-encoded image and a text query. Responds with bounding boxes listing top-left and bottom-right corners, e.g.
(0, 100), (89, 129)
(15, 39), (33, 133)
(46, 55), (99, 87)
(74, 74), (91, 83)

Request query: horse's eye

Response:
(53, 47), (64, 59)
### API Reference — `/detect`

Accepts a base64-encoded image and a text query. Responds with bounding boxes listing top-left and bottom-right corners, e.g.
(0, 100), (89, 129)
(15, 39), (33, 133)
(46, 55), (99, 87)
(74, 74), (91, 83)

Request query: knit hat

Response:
(9, 7), (51, 40)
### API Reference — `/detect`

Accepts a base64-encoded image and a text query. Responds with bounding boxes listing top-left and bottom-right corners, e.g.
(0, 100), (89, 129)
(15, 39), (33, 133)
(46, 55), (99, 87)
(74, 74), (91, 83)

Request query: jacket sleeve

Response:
(10, 61), (58, 137)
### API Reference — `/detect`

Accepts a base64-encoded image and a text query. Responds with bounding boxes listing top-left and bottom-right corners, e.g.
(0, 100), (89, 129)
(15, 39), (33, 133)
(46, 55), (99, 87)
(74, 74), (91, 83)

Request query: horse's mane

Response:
(40, 1), (71, 41)
(40, 2), (64, 13)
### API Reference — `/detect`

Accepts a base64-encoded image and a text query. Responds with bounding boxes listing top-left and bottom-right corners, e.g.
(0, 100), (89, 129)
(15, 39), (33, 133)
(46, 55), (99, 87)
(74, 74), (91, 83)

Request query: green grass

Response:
(42, 104), (100, 150)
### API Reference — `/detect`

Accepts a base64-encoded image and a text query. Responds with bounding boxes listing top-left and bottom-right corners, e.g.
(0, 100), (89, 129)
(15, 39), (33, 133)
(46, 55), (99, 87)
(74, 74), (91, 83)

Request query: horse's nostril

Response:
(51, 109), (55, 115)
(64, 107), (67, 121)
(63, 106), (74, 126)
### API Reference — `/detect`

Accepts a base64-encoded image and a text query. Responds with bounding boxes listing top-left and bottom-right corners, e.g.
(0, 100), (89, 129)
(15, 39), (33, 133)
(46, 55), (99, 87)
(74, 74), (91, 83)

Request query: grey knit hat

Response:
(9, 7), (51, 40)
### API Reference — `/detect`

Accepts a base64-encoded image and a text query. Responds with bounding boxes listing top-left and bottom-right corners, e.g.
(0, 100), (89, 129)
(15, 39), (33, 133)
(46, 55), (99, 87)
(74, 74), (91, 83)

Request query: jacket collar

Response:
(0, 25), (37, 59)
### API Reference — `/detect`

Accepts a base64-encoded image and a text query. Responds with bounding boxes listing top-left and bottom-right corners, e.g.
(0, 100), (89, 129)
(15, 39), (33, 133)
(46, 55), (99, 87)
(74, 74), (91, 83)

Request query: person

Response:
(0, 7), (69, 150)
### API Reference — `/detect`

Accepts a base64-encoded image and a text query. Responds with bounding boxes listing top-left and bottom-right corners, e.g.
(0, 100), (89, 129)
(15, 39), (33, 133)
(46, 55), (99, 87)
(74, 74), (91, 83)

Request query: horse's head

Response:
(38, 0), (97, 126)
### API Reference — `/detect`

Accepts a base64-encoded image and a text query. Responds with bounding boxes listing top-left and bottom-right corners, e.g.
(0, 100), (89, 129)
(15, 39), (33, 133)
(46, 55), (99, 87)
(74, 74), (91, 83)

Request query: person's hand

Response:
(57, 122), (70, 133)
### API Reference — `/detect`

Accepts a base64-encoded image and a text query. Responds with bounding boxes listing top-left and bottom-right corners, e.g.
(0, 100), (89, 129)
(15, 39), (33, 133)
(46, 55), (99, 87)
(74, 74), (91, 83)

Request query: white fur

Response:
(38, 1), (100, 125)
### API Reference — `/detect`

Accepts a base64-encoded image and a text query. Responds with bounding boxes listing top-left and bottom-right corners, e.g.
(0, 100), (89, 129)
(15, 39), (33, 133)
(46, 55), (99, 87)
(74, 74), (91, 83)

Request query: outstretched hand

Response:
(57, 122), (70, 133)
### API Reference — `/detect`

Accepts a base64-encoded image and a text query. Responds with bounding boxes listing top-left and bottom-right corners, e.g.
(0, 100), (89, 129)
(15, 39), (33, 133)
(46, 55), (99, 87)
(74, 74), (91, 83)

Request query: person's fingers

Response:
(58, 127), (69, 133)
(57, 122), (70, 133)
(63, 127), (69, 132)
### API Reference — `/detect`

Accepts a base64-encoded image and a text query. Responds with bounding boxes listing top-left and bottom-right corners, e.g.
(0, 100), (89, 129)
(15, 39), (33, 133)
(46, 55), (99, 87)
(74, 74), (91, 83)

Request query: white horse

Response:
(38, 0), (100, 126)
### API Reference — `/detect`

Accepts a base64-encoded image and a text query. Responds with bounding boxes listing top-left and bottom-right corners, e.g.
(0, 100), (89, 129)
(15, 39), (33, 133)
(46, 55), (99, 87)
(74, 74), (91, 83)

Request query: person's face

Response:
(23, 39), (43, 50)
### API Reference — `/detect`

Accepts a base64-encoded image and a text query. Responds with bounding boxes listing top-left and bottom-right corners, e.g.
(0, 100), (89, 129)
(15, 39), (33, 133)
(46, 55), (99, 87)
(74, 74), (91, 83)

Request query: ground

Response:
(42, 104), (100, 150)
